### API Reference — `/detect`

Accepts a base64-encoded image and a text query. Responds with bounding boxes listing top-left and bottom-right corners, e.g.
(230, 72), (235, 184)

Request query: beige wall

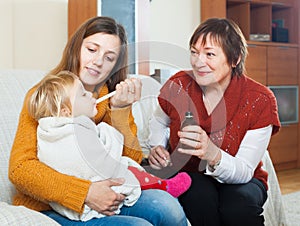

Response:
(150, 0), (200, 49)
(149, 0), (200, 74)
(0, 0), (68, 70)
(0, 0), (199, 72)
(0, 0), (14, 68)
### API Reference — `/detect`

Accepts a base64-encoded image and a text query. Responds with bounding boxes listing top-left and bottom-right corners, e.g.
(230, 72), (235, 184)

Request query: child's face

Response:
(70, 79), (97, 118)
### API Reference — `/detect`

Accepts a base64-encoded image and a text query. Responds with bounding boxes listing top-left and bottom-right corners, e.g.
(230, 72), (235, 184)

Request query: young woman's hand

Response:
(85, 178), (125, 216)
(110, 78), (141, 109)
(148, 145), (171, 169)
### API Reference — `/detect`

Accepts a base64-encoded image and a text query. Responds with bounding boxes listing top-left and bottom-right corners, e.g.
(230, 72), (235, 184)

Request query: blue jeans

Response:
(42, 189), (187, 226)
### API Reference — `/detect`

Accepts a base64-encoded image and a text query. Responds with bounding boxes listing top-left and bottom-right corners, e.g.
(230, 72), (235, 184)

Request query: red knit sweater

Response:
(158, 71), (281, 189)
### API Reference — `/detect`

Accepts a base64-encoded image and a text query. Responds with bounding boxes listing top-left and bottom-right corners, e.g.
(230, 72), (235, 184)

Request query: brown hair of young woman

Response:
(49, 16), (128, 92)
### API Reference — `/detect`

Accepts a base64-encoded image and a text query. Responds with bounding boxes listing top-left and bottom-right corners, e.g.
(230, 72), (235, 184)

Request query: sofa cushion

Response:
(0, 202), (59, 225)
(130, 74), (162, 156)
(0, 69), (45, 203)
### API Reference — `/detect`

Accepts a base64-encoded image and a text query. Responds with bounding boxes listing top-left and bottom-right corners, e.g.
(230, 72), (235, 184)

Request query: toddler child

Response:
(28, 71), (191, 221)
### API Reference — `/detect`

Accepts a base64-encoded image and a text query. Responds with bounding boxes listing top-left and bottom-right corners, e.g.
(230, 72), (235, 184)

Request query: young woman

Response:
(9, 16), (187, 226)
(147, 18), (281, 226)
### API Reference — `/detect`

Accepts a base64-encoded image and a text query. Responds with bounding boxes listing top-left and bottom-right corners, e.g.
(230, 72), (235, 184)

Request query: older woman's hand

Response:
(177, 125), (221, 165)
(148, 145), (171, 169)
(110, 78), (141, 109)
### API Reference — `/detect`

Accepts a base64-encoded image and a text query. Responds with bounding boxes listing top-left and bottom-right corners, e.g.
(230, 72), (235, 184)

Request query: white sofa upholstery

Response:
(0, 69), (60, 225)
(0, 70), (287, 225)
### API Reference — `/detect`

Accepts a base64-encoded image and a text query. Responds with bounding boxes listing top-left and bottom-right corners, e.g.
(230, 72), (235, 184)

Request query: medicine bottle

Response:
(181, 111), (197, 129)
(179, 111), (207, 171)
(179, 111), (197, 149)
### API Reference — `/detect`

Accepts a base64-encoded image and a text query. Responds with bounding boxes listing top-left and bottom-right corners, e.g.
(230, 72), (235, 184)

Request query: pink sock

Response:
(166, 172), (192, 198)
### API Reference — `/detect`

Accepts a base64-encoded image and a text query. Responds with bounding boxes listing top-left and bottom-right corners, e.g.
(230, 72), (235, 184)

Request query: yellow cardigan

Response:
(8, 84), (143, 213)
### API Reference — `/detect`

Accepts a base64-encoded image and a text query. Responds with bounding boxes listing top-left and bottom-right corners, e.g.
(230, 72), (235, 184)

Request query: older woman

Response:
(148, 18), (280, 226)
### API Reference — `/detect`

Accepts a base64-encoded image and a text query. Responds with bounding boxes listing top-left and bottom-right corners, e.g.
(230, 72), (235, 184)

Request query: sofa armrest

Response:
(0, 202), (59, 225)
(262, 151), (288, 226)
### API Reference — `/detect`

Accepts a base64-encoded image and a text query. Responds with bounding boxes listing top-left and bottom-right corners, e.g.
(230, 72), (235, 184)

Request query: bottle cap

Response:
(185, 111), (193, 118)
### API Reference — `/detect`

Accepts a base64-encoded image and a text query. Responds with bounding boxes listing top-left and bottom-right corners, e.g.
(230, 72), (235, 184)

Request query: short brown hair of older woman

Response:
(50, 16), (128, 92)
(189, 18), (248, 77)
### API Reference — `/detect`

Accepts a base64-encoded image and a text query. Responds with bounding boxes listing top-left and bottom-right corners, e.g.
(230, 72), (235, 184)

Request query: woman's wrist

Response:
(208, 158), (221, 172)
(110, 103), (132, 110)
(208, 149), (221, 169)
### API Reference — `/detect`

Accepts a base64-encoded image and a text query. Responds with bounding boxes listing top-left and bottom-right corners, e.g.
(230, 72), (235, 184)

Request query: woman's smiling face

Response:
(79, 32), (121, 92)
(190, 34), (232, 89)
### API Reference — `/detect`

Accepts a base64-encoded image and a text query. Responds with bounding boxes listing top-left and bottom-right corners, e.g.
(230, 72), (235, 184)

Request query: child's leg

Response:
(128, 166), (167, 190)
(128, 166), (192, 198)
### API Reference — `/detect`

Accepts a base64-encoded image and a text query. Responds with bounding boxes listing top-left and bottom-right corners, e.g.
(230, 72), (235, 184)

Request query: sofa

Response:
(0, 69), (287, 225)
(0, 69), (60, 225)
